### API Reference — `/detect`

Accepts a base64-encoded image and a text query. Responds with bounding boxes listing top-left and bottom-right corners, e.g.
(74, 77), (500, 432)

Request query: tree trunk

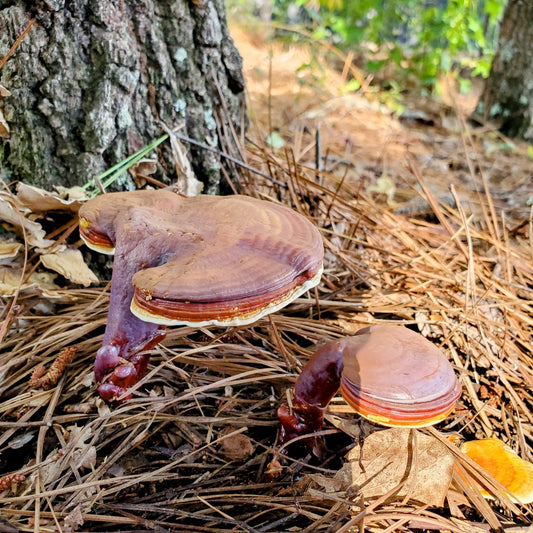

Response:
(0, 0), (245, 193)
(476, 0), (533, 141)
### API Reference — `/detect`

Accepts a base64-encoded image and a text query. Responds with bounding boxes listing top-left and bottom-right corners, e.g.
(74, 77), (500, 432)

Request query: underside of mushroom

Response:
(79, 190), (324, 401)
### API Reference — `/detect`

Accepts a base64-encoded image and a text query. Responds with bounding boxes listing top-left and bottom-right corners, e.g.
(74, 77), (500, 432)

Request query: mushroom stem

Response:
(94, 214), (166, 400)
(277, 339), (344, 449)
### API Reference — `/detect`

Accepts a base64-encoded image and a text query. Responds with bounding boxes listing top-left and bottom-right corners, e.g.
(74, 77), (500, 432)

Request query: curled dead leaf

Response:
(0, 109), (9, 139)
(17, 183), (87, 213)
(129, 158), (158, 188)
(41, 248), (98, 287)
(67, 425), (97, 470)
(0, 194), (54, 249)
(0, 241), (22, 262)
(167, 132), (203, 197)
(62, 504), (84, 533)
(0, 267), (61, 297)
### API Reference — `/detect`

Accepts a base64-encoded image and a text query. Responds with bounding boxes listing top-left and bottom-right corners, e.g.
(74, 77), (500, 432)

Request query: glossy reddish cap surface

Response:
(338, 325), (461, 427)
(461, 438), (533, 504)
(79, 190), (323, 327)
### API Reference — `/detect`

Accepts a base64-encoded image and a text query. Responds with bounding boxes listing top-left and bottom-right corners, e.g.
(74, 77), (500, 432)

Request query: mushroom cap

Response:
(339, 325), (461, 427)
(79, 190), (324, 327)
(461, 438), (533, 504)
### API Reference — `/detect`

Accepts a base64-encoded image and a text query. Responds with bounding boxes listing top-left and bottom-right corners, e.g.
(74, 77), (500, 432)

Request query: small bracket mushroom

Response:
(277, 324), (462, 453)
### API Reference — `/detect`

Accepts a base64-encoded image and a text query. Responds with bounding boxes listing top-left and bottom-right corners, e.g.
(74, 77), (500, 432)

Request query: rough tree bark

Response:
(0, 0), (245, 193)
(476, 0), (533, 141)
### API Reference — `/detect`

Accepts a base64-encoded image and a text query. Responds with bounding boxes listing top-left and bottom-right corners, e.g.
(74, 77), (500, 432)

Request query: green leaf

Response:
(484, 0), (504, 22)
(472, 58), (492, 78)
(458, 77), (471, 94)
(266, 131), (286, 150)
(340, 78), (362, 93)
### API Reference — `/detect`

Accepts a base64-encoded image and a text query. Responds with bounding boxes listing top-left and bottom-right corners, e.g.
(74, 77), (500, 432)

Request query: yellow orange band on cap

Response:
(340, 378), (460, 428)
(79, 218), (115, 255)
(356, 404), (455, 428)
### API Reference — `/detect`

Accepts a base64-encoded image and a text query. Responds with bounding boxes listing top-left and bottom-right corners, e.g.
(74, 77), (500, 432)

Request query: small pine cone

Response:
(45, 346), (77, 387)
(29, 346), (77, 390)
(29, 364), (47, 389)
(0, 473), (25, 491)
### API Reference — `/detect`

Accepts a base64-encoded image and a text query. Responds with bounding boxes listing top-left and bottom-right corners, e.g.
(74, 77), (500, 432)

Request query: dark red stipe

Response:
(277, 339), (344, 450)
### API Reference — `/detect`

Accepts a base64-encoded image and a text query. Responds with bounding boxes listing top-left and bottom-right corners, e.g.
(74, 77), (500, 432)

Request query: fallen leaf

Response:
(0, 85), (10, 98)
(168, 133), (203, 197)
(96, 398), (111, 418)
(67, 425), (97, 470)
(8, 432), (35, 449)
(41, 248), (98, 287)
(63, 505), (84, 533)
(17, 183), (87, 213)
(35, 448), (64, 486)
(129, 158), (158, 188)
(325, 413), (363, 439)
(0, 109), (9, 138)
(308, 472), (345, 493)
(0, 241), (22, 261)
(0, 267), (61, 297)
(0, 194), (54, 249)
(54, 185), (89, 201)
(336, 427), (454, 507)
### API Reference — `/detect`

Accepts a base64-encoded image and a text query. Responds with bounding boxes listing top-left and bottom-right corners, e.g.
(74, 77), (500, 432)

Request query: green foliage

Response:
(83, 134), (169, 198)
(271, 0), (506, 87)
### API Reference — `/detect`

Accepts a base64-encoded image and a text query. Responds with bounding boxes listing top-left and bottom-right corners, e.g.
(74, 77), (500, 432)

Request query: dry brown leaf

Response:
(0, 84), (10, 98)
(0, 195), (54, 249)
(129, 158), (158, 188)
(41, 248), (98, 287)
(336, 427), (454, 507)
(308, 472), (345, 493)
(0, 109), (9, 138)
(16, 183), (87, 213)
(167, 132), (203, 196)
(0, 267), (61, 297)
(67, 425), (97, 470)
(0, 241), (22, 261)
(62, 504), (84, 533)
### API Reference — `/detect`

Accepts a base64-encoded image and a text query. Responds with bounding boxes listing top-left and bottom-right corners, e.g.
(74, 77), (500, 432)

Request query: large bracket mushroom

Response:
(79, 190), (324, 401)
(277, 324), (462, 451)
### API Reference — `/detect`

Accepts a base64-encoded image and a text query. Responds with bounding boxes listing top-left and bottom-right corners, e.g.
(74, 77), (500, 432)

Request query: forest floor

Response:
(0, 21), (533, 532)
